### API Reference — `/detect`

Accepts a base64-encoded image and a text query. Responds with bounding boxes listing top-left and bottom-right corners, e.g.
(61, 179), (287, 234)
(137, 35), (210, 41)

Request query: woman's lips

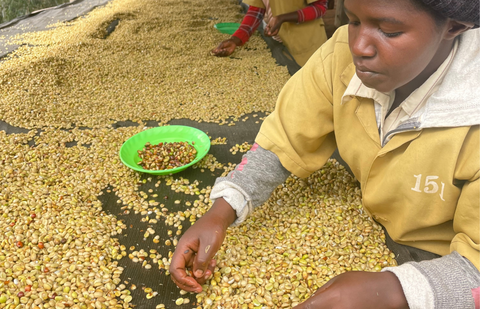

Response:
(356, 67), (377, 78)
(354, 64), (382, 88)
(355, 64), (378, 74)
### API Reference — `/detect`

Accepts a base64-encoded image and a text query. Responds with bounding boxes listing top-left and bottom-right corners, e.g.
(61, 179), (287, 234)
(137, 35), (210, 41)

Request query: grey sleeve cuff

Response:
(382, 263), (435, 308)
(383, 251), (480, 309)
(210, 143), (291, 226)
(209, 181), (253, 226)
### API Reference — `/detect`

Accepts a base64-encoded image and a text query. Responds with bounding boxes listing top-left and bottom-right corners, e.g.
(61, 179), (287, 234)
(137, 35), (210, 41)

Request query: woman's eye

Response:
(380, 30), (402, 38)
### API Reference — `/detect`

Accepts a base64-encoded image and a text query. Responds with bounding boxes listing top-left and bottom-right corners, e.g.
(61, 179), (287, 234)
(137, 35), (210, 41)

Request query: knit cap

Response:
(419, 0), (479, 26)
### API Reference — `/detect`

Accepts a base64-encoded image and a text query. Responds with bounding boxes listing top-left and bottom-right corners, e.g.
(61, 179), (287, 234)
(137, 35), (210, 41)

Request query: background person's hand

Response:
(211, 37), (242, 57)
(293, 271), (409, 309)
(169, 198), (237, 292)
(265, 16), (283, 36)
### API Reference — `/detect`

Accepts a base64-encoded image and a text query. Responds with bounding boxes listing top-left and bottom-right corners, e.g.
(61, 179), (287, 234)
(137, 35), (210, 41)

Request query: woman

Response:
(173, 0), (480, 308)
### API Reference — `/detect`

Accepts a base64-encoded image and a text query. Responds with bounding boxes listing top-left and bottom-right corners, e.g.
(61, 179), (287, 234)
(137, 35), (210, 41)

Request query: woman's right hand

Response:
(169, 198), (237, 292)
(211, 37), (242, 57)
(265, 16), (283, 36)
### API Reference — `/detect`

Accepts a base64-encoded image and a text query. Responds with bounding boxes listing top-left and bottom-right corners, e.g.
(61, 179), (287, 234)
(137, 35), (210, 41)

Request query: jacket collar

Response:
(421, 28), (480, 128)
(340, 62), (355, 88)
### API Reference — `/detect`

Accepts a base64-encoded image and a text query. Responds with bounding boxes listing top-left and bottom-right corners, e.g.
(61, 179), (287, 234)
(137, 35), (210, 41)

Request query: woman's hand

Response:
(265, 11), (300, 37)
(293, 271), (409, 309)
(169, 198), (237, 293)
(265, 16), (284, 36)
(211, 37), (242, 57)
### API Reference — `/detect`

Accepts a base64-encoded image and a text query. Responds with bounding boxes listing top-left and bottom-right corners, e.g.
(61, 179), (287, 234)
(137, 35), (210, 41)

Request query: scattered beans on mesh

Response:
(137, 142), (197, 170)
(229, 142), (252, 155)
(210, 137), (227, 145)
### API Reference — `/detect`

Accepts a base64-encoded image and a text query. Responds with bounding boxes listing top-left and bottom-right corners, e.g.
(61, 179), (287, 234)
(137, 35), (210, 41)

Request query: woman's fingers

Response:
(192, 241), (218, 279)
(169, 244), (202, 292)
(193, 259), (217, 285)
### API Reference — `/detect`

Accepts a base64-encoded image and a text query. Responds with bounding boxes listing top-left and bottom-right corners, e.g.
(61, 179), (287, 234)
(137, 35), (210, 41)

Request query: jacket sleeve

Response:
(210, 143), (291, 226)
(451, 175), (480, 271)
(450, 127), (480, 270)
(383, 252), (480, 309)
(232, 6), (266, 45)
(255, 40), (338, 178)
(297, 0), (327, 23)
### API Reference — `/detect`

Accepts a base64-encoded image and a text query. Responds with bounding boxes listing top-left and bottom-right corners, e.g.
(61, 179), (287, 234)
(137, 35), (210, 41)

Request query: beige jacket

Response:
(256, 26), (480, 270)
(243, 0), (327, 66)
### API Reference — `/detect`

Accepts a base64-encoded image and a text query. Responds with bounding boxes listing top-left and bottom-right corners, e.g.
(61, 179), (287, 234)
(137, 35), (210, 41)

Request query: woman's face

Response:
(345, 0), (449, 93)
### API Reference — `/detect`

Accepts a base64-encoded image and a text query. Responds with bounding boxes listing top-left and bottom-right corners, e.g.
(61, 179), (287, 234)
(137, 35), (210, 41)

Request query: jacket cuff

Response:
(209, 180), (253, 226)
(383, 251), (480, 309)
(382, 264), (434, 308)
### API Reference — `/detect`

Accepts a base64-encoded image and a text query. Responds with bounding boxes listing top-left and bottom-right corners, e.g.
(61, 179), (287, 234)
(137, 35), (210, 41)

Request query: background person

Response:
(212, 0), (328, 67)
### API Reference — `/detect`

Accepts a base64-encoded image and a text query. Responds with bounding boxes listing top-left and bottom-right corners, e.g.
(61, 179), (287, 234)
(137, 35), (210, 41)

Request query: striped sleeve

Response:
(232, 6), (266, 45)
(297, 0), (327, 23)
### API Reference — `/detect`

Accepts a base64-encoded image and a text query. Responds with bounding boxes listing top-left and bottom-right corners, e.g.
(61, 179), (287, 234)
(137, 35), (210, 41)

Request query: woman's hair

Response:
(409, 0), (448, 27)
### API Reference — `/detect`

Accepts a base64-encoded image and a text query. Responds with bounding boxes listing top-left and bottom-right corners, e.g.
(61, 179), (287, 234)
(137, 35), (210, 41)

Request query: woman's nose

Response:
(350, 28), (376, 58)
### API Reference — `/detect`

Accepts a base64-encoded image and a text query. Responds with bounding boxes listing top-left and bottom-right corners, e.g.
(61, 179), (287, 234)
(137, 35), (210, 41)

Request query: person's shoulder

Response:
(306, 25), (352, 69)
(319, 25), (350, 58)
(329, 25), (350, 45)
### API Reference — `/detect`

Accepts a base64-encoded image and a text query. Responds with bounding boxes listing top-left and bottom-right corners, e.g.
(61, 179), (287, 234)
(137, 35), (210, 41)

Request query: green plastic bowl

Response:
(214, 23), (241, 35)
(119, 125), (210, 175)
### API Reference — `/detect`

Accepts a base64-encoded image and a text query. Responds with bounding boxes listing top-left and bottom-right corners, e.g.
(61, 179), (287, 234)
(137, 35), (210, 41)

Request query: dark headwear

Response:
(419, 0), (479, 27)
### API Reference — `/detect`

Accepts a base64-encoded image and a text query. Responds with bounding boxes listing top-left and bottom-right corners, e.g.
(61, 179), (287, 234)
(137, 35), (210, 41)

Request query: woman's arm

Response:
(298, 0), (328, 23)
(232, 5), (266, 45)
(211, 6), (265, 57)
(210, 143), (292, 225)
(265, 0), (328, 36)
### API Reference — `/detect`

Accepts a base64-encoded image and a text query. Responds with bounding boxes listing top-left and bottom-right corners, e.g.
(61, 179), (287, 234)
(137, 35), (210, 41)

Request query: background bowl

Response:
(214, 22), (241, 35)
(119, 125), (210, 175)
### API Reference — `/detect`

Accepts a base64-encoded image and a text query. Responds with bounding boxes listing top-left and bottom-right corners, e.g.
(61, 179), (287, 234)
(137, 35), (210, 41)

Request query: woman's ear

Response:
(444, 20), (475, 40)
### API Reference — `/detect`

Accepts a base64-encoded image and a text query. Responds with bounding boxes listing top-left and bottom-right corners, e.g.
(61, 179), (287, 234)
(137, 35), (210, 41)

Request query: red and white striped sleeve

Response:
(297, 0), (327, 23)
(232, 6), (266, 45)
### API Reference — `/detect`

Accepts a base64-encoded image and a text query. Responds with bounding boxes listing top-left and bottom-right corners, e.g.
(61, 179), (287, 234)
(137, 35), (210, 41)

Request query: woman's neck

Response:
(393, 39), (455, 107)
